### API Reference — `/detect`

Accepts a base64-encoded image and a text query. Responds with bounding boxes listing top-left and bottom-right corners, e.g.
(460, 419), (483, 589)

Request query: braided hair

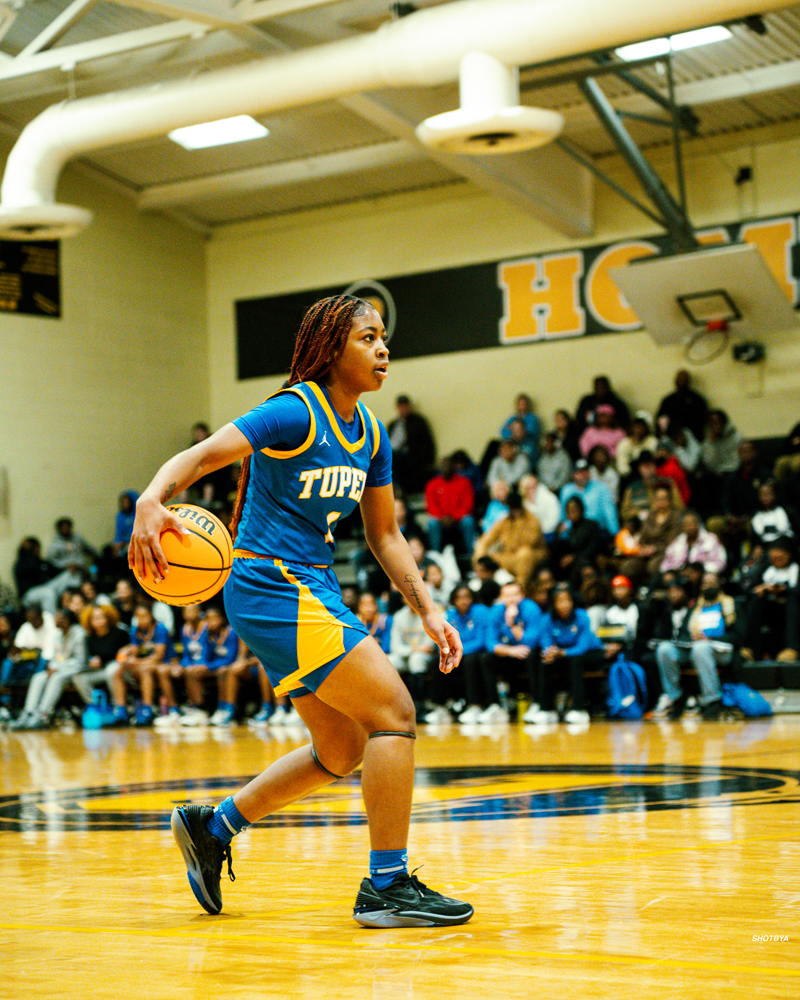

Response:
(229, 294), (369, 541)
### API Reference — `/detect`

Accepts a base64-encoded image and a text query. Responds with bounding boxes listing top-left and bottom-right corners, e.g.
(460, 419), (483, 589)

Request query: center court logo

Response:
(1, 764), (798, 833)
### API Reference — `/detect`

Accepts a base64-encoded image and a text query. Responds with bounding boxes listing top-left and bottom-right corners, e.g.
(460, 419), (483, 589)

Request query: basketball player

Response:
(129, 295), (473, 927)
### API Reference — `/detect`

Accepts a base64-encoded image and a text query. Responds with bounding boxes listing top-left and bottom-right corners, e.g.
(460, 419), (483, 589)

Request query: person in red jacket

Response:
(424, 454), (476, 555)
(655, 438), (691, 505)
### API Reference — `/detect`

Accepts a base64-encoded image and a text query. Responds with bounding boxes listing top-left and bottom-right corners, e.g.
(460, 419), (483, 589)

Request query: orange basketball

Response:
(134, 504), (233, 607)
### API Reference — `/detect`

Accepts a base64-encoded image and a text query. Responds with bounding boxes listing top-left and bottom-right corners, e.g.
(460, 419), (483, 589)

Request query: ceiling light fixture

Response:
(615, 25), (732, 62)
(168, 115), (269, 150)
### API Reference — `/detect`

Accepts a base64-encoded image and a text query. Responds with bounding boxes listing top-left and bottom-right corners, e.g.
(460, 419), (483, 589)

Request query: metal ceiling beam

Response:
(137, 139), (424, 208)
(17, 0), (100, 58)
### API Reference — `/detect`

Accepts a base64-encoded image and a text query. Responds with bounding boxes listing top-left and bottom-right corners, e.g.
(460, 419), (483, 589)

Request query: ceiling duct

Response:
(416, 51), (563, 154)
(0, 0), (793, 239)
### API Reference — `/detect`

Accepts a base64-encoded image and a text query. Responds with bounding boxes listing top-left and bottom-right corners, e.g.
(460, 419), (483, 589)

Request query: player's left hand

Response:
(421, 612), (463, 674)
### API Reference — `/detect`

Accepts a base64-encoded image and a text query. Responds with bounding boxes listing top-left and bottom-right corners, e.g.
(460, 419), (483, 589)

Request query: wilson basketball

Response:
(134, 504), (233, 607)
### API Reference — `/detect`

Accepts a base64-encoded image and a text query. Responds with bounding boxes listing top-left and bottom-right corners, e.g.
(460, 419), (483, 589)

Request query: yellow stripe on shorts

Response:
(272, 559), (353, 696)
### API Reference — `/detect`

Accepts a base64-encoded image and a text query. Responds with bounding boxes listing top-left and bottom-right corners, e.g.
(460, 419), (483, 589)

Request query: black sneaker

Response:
(667, 694), (687, 721)
(701, 699), (723, 720)
(171, 805), (235, 914)
(353, 870), (474, 928)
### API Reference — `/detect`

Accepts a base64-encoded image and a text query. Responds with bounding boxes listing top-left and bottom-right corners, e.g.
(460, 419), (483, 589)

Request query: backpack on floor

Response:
(606, 654), (648, 720)
(721, 682), (773, 718)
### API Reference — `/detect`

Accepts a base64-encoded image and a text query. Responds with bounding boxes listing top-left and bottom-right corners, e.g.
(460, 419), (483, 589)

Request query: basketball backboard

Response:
(609, 242), (800, 349)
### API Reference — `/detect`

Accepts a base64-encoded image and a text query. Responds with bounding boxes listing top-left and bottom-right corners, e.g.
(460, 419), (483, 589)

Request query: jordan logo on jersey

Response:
(298, 466), (367, 502)
(319, 431), (330, 447)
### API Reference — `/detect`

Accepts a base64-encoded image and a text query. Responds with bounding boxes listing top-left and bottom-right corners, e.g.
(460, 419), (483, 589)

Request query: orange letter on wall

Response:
(498, 252), (585, 343)
(740, 218), (798, 304)
(585, 241), (659, 330)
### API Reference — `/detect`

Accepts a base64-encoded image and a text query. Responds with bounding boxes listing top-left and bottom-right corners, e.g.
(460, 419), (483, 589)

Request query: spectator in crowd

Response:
(387, 599), (437, 714)
(111, 577), (138, 628)
(579, 405), (626, 460)
(560, 459), (619, 538)
(538, 432), (574, 494)
(519, 473), (561, 541)
(340, 584), (361, 614)
(501, 393), (541, 466)
(473, 491), (547, 592)
(553, 409), (582, 462)
(245, 647), (280, 727)
(424, 454), (476, 555)
(620, 451), (684, 521)
(618, 483), (683, 584)
(47, 517), (98, 574)
(739, 538), (799, 663)
(468, 557), (505, 607)
(179, 605), (240, 728)
(614, 514), (643, 565)
(552, 496), (608, 583)
(576, 375), (631, 432)
(587, 444), (620, 504)
(355, 592), (392, 653)
(696, 410), (742, 513)
(616, 415), (658, 479)
(656, 369), (708, 442)
(423, 563), (449, 607)
(480, 479), (511, 533)
(215, 639), (270, 727)
(154, 604), (207, 727)
(111, 600), (171, 727)
(112, 491), (139, 557)
(387, 394), (436, 494)
(666, 424), (702, 476)
(1, 602), (58, 706)
(750, 480), (794, 546)
(12, 608), (86, 730)
(773, 420), (800, 482)
(0, 613), (15, 664)
(486, 439), (530, 493)
(592, 575), (639, 661)
(654, 438), (691, 505)
(424, 584), (489, 724)
(13, 537), (52, 601)
(183, 422), (231, 509)
(708, 440), (772, 565)
(654, 571), (735, 720)
(661, 510), (726, 575)
(459, 580), (542, 725)
(450, 449), (484, 497)
(406, 536), (460, 599)
(528, 584), (604, 726)
(73, 605), (129, 708)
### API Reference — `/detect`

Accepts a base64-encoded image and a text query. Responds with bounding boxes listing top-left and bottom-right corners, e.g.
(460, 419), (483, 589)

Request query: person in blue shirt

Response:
(177, 605), (239, 728)
(458, 580), (543, 724)
(528, 584), (604, 726)
(110, 599), (172, 726)
(559, 459), (619, 538)
(154, 604), (207, 728)
(356, 591), (392, 654)
(500, 393), (541, 466)
(129, 293), (471, 928)
(424, 584), (489, 724)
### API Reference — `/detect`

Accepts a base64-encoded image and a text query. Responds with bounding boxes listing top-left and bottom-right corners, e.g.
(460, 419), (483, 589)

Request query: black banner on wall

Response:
(236, 212), (800, 380)
(0, 240), (60, 317)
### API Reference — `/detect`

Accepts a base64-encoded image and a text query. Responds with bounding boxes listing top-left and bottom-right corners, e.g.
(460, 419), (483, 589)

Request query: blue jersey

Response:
(233, 380), (392, 566)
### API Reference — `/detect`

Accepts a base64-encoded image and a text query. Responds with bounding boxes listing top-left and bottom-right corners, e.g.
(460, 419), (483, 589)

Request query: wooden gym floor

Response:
(1, 716), (798, 999)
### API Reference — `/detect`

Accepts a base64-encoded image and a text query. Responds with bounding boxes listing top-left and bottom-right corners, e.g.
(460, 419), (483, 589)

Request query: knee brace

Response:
(368, 731), (416, 740)
(310, 744), (348, 780)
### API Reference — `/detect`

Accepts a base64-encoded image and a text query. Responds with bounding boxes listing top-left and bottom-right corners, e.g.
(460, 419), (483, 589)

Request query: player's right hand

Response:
(128, 497), (188, 584)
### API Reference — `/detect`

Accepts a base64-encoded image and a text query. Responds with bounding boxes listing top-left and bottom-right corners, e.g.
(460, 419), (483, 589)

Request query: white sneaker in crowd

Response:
(521, 703), (543, 724)
(651, 694), (672, 718)
(457, 705), (483, 724)
(283, 706), (304, 726)
(563, 709), (590, 724)
(154, 709), (182, 728)
(423, 706), (451, 724)
(179, 707), (209, 727)
(210, 707), (235, 728)
(269, 706), (289, 727)
(476, 704), (510, 724)
(526, 709), (559, 725)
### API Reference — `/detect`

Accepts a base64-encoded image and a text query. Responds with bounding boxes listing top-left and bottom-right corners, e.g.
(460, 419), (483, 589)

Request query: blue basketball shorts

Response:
(223, 556), (370, 698)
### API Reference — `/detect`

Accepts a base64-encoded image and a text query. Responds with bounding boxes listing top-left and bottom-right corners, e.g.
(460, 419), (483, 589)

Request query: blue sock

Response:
(370, 849), (408, 889)
(206, 796), (249, 845)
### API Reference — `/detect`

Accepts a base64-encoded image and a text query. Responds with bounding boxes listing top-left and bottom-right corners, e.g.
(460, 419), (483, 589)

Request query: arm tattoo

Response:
(161, 482), (178, 504)
(404, 573), (423, 609)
